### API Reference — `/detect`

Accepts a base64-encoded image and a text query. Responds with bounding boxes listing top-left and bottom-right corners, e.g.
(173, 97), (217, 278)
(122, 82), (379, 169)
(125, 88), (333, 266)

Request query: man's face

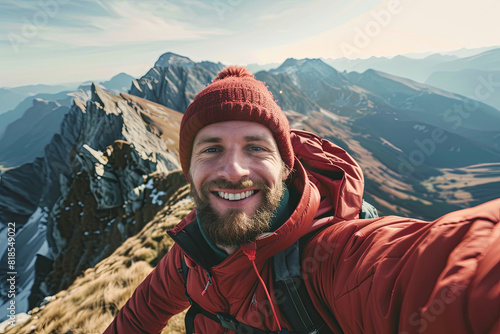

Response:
(189, 121), (287, 249)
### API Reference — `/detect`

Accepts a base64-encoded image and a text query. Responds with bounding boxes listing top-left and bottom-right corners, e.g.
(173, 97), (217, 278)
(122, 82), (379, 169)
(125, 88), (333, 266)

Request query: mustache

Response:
(194, 178), (271, 203)
(200, 178), (268, 192)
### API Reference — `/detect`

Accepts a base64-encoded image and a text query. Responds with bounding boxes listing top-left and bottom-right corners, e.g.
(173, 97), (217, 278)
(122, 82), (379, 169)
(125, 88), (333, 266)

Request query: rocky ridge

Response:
(1, 170), (192, 334)
(0, 84), (184, 321)
(1, 51), (500, 330)
(129, 52), (225, 113)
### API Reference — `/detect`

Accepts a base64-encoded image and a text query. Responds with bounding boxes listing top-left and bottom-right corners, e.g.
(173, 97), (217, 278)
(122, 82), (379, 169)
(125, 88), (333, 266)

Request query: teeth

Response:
(217, 190), (255, 201)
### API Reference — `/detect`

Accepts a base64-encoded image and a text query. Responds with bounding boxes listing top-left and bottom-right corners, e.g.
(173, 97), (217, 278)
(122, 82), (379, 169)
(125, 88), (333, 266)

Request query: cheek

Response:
(189, 161), (211, 186)
(261, 161), (284, 183)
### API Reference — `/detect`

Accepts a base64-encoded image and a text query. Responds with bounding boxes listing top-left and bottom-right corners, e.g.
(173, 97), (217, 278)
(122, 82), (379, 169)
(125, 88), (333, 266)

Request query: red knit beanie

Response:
(179, 65), (294, 180)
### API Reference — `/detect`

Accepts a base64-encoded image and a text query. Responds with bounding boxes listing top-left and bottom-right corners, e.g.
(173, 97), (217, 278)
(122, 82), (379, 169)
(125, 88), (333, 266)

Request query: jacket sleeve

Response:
(103, 243), (190, 334)
(304, 198), (500, 334)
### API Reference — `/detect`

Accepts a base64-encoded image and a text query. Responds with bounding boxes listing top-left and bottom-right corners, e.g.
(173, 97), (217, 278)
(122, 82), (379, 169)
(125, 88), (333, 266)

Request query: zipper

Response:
(201, 269), (213, 296)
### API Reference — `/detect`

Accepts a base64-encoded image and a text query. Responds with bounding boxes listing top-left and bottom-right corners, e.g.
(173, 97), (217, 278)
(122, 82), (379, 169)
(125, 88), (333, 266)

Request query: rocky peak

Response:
(0, 86), (183, 319)
(129, 58), (223, 113)
(273, 57), (340, 76)
(98, 72), (135, 93)
(154, 52), (195, 68)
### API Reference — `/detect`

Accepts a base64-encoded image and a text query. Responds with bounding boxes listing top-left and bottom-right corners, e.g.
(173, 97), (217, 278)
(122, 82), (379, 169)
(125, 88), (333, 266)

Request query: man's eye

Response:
(203, 147), (220, 153)
(249, 146), (266, 152)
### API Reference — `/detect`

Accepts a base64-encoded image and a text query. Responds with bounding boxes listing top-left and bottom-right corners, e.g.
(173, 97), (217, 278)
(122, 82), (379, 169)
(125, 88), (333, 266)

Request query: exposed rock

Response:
(129, 55), (224, 113)
(3, 170), (191, 334)
(154, 52), (195, 68)
(0, 84), (183, 320)
(0, 158), (46, 225)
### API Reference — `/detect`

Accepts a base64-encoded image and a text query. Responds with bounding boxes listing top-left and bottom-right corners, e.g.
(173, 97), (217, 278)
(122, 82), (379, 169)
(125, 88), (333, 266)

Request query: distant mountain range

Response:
(0, 50), (499, 328)
(0, 73), (136, 168)
(323, 47), (500, 111)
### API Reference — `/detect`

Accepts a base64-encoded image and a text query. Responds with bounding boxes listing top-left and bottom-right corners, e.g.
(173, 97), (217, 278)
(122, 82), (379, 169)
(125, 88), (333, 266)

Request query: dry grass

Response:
(4, 182), (193, 334)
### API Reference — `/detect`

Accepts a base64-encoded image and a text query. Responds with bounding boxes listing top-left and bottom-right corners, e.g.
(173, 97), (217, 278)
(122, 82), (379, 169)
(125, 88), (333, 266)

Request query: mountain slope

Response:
(0, 85), (184, 322)
(2, 52), (499, 332)
(425, 69), (500, 111)
(263, 58), (500, 219)
(2, 170), (192, 334)
(129, 52), (225, 113)
(325, 47), (500, 84)
(0, 99), (69, 168)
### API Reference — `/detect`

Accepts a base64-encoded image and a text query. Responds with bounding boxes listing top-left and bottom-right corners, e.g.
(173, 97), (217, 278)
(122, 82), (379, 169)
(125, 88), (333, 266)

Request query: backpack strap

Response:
(272, 238), (334, 334)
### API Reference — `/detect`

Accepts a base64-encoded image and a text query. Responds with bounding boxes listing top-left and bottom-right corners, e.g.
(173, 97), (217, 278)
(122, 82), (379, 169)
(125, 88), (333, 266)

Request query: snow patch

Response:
(150, 189), (166, 206)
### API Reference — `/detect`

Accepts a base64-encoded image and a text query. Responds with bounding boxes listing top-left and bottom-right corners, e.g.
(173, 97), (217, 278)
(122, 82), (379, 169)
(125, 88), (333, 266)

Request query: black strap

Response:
(273, 240), (333, 334)
(186, 301), (280, 334)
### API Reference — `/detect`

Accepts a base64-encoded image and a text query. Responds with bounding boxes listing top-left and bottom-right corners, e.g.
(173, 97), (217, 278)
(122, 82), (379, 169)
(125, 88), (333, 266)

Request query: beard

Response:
(189, 177), (285, 250)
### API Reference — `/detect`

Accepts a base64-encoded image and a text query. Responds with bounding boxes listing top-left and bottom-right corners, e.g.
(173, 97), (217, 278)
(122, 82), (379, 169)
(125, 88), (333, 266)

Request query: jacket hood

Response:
(168, 129), (364, 271)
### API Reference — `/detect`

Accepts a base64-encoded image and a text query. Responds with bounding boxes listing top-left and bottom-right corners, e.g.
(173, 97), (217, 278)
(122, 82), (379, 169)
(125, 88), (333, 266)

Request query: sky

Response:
(1, 0), (500, 87)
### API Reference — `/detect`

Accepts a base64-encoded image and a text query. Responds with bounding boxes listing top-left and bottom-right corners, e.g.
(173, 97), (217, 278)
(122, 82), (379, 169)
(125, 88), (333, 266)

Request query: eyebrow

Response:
(193, 137), (222, 147)
(193, 135), (274, 147)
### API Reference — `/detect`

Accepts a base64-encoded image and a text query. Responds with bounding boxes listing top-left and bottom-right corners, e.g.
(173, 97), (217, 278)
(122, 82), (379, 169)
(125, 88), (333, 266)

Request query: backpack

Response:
(180, 200), (378, 334)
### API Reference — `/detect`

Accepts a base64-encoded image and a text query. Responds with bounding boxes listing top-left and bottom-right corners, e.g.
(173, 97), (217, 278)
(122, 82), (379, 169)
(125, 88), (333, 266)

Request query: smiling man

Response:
(189, 121), (288, 255)
(104, 66), (500, 334)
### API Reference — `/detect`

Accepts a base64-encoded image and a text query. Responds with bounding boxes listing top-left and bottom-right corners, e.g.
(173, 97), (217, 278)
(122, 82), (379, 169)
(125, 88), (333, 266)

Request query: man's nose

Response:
(218, 150), (250, 181)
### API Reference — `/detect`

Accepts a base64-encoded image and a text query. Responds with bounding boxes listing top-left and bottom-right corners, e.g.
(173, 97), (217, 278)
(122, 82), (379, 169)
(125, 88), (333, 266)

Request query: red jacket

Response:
(104, 130), (500, 333)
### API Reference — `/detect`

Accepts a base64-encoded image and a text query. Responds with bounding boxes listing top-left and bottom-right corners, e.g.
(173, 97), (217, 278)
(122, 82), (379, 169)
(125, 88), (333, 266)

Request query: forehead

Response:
(193, 121), (276, 144)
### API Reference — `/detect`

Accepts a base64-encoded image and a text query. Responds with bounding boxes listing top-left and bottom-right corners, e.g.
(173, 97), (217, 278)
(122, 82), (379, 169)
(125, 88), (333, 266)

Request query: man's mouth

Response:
(215, 190), (257, 201)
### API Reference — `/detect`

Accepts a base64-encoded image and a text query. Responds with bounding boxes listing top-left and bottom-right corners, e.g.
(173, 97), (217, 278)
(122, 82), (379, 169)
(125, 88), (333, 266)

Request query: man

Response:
(104, 66), (500, 333)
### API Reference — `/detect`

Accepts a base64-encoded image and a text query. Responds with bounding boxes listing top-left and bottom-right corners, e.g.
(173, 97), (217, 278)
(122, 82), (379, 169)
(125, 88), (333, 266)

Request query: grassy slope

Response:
(5, 178), (193, 334)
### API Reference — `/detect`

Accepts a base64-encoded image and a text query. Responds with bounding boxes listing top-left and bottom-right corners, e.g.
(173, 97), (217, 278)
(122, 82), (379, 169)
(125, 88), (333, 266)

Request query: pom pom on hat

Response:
(179, 65), (294, 180)
(213, 65), (254, 81)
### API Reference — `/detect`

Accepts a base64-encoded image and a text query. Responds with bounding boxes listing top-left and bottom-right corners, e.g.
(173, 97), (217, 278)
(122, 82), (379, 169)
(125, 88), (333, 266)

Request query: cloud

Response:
(1, 0), (228, 48)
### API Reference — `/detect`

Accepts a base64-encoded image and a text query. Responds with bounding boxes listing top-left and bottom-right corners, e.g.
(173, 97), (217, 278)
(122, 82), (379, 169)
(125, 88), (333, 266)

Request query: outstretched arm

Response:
(304, 198), (500, 334)
(103, 243), (190, 334)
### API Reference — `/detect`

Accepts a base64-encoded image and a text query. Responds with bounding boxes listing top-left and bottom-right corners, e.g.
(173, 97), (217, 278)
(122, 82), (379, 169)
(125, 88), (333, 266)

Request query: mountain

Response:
(98, 72), (135, 93)
(0, 99), (70, 168)
(0, 74), (136, 168)
(129, 52), (225, 113)
(0, 169), (192, 334)
(1, 52), (499, 331)
(325, 47), (500, 84)
(0, 91), (73, 140)
(268, 58), (367, 115)
(0, 84), (183, 322)
(0, 73), (134, 140)
(436, 48), (500, 72)
(425, 69), (500, 111)
(262, 58), (500, 218)
(325, 53), (459, 83)
(155, 52), (195, 68)
(246, 62), (281, 73)
(0, 84), (77, 115)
